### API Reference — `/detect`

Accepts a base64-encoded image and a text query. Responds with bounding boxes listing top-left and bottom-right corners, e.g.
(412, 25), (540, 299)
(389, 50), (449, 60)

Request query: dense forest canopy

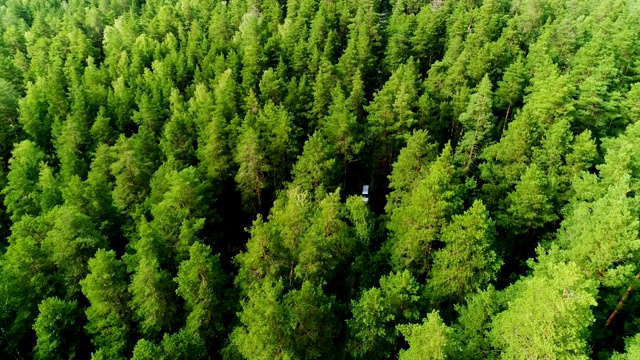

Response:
(2, 0), (640, 358)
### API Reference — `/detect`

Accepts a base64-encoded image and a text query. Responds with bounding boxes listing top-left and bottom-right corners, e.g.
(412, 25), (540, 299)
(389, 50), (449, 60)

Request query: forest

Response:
(2, 0), (640, 358)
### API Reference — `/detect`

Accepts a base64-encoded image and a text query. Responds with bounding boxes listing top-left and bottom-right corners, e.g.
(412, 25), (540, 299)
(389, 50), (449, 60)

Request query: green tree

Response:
(33, 297), (81, 360)
(291, 132), (338, 191)
(366, 59), (420, 169)
(386, 130), (438, 214)
(110, 128), (159, 215)
(454, 75), (494, 172)
(490, 261), (597, 359)
(386, 144), (461, 277)
(322, 85), (363, 183)
(234, 126), (270, 211)
(347, 271), (422, 359)
(397, 311), (453, 360)
(3, 140), (45, 221)
(175, 242), (228, 345)
(42, 205), (107, 296)
(129, 256), (177, 339)
(160, 89), (198, 167)
(430, 200), (501, 303)
(80, 250), (132, 359)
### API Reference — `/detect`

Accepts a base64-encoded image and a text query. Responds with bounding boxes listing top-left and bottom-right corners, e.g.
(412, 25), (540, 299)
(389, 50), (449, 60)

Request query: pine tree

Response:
(80, 250), (132, 359)
(429, 200), (501, 302)
(397, 311), (453, 360)
(129, 257), (177, 339)
(347, 271), (422, 359)
(386, 130), (438, 214)
(387, 144), (461, 277)
(175, 242), (228, 345)
(490, 261), (597, 359)
(454, 75), (494, 173)
(3, 140), (45, 222)
(33, 297), (82, 360)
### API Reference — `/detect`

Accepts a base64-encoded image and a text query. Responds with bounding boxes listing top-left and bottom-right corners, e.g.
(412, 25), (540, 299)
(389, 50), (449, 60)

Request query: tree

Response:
(397, 311), (453, 360)
(366, 59), (420, 169)
(347, 271), (422, 360)
(80, 249), (132, 359)
(386, 144), (461, 277)
(494, 56), (527, 120)
(160, 90), (198, 167)
(129, 257), (177, 339)
(175, 242), (228, 345)
(322, 85), (363, 182)
(430, 200), (501, 303)
(296, 190), (355, 283)
(18, 78), (53, 150)
(234, 126), (270, 211)
(237, 12), (263, 92)
(490, 261), (597, 359)
(42, 205), (107, 296)
(149, 166), (210, 264)
(33, 297), (82, 360)
(291, 132), (338, 191)
(231, 280), (291, 360)
(454, 75), (494, 172)
(386, 130), (438, 214)
(501, 163), (557, 235)
(612, 334), (640, 360)
(131, 331), (208, 360)
(3, 140), (45, 221)
(110, 128), (159, 215)
(0, 215), (55, 356)
(197, 114), (230, 187)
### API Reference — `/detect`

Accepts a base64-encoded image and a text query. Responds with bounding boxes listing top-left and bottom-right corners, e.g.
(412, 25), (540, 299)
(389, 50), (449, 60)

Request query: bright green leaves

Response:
(489, 261), (597, 359)
(367, 59), (420, 167)
(347, 271), (422, 359)
(501, 163), (557, 235)
(33, 297), (82, 360)
(42, 205), (107, 296)
(236, 187), (366, 289)
(387, 143), (461, 277)
(110, 129), (159, 215)
(175, 242), (228, 343)
(129, 257), (177, 339)
(430, 200), (501, 303)
(232, 280), (339, 360)
(81, 249), (132, 359)
(3, 140), (45, 221)
(612, 334), (640, 360)
(398, 311), (454, 360)
(455, 75), (494, 173)
(386, 129), (438, 214)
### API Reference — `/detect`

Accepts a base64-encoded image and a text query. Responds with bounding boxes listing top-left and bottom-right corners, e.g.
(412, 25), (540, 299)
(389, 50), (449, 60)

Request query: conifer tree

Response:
(33, 297), (82, 360)
(387, 144), (461, 277)
(81, 249), (132, 359)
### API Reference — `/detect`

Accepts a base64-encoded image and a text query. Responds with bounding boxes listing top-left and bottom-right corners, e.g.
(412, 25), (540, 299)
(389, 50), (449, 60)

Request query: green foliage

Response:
(129, 257), (177, 339)
(386, 143), (461, 277)
(33, 297), (81, 360)
(430, 200), (501, 302)
(612, 334), (640, 360)
(232, 280), (339, 360)
(397, 311), (453, 360)
(347, 271), (422, 359)
(175, 242), (228, 343)
(81, 249), (132, 359)
(386, 129), (438, 214)
(455, 75), (494, 172)
(3, 0), (640, 358)
(3, 140), (45, 221)
(489, 261), (597, 359)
